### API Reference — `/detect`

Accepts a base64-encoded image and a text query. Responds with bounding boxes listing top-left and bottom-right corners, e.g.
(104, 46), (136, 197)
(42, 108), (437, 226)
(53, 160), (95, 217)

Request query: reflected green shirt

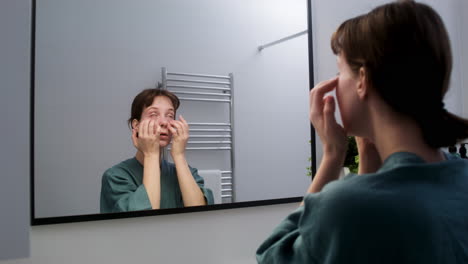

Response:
(257, 152), (468, 264)
(100, 157), (214, 213)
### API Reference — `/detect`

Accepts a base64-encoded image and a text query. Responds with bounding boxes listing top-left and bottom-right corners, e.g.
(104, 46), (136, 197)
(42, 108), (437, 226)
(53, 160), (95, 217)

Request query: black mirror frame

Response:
(30, 0), (317, 226)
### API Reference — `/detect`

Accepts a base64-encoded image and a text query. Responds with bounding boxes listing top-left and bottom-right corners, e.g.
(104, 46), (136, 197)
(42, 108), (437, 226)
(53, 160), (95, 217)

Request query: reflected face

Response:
(138, 96), (175, 147)
(336, 54), (361, 134)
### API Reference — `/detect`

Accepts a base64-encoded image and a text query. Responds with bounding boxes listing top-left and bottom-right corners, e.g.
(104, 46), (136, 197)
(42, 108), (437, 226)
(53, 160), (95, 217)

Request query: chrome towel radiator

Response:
(162, 67), (235, 203)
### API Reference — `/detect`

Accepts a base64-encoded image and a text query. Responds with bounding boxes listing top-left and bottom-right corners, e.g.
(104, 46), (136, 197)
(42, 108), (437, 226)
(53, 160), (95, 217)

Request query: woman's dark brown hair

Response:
(331, 0), (468, 148)
(128, 88), (180, 128)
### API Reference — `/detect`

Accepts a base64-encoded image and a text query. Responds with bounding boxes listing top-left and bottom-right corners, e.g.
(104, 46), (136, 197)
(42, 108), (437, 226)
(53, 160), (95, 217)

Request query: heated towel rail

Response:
(162, 67), (235, 203)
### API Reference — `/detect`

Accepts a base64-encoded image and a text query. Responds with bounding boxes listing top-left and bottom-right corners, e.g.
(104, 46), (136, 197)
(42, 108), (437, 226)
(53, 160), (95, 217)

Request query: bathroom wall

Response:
(2, 0), (467, 263)
(460, 0), (468, 146)
(0, 0), (30, 260)
(462, 0), (468, 120)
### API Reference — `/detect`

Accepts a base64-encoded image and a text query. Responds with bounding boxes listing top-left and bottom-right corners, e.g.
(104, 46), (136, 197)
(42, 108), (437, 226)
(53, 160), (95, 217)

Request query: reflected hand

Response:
(132, 119), (161, 157)
(355, 136), (382, 174)
(169, 115), (189, 158)
(309, 77), (347, 160)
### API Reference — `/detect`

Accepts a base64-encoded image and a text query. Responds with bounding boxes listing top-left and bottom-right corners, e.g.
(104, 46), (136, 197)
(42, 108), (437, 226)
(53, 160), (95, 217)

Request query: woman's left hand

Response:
(355, 136), (382, 174)
(169, 115), (189, 158)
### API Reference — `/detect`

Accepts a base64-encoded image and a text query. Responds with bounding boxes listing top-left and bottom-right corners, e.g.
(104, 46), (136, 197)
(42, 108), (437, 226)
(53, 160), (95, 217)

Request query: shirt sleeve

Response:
(100, 169), (152, 213)
(256, 197), (319, 264)
(189, 166), (215, 205)
(256, 180), (349, 264)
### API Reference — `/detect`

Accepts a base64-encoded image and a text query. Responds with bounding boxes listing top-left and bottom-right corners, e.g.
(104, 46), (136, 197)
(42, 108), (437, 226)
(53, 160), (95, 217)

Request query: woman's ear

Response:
(356, 67), (368, 100)
(131, 119), (139, 130)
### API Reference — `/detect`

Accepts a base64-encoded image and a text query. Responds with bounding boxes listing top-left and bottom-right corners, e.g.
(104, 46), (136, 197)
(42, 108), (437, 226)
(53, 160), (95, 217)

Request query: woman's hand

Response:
(304, 77), (347, 195)
(309, 77), (347, 161)
(169, 115), (189, 159)
(355, 136), (382, 174)
(132, 119), (161, 157)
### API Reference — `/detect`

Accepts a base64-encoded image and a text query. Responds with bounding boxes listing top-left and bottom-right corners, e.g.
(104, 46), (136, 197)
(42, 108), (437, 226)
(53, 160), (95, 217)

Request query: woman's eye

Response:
(150, 113), (158, 117)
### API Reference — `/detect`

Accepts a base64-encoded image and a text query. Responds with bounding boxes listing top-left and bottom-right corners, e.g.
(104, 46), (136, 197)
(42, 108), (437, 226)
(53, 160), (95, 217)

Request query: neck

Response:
(366, 104), (445, 164)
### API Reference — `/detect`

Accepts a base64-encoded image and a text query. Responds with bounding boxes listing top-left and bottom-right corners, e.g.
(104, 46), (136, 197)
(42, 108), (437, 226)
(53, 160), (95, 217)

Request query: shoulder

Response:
(298, 179), (438, 262)
(302, 173), (406, 227)
(102, 158), (137, 180)
(303, 175), (374, 213)
(300, 181), (387, 249)
(301, 163), (461, 230)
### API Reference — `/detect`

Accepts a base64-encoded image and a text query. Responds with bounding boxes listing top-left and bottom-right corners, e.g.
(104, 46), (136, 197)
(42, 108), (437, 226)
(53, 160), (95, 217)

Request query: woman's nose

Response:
(158, 118), (169, 127)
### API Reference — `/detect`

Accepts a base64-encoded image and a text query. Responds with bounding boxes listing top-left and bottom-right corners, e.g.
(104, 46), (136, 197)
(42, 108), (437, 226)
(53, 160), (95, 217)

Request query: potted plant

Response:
(307, 136), (359, 177)
(306, 140), (313, 177)
(344, 136), (359, 174)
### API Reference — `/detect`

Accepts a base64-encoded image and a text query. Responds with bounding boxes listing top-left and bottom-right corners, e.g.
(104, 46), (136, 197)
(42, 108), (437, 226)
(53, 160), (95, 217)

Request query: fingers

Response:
(131, 128), (138, 148)
(139, 119), (160, 139)
(355, 136), (379, 155)
(179, 115), (188, 127)
(154, 122), (161, 139)
(168, 122), (178, 136)
(133, 119), (161, 156)
(139, 119), (148, 138)
(355, 136), (370, 146)
(170, 120), (184, 137)
(313, 76), (338, 95)
(178, 115), (189, 138)
(310, 77), (338, 121)
(149, 120), (156, 136)
(323, 95), (337, 127)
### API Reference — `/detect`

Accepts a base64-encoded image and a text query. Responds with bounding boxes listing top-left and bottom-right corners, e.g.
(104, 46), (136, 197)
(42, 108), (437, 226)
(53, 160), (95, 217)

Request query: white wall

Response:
(429, 0), (464, 117)
(2, 0), (468, 263)
(0, 0), (30, 260)
(2, 204), (296, 264)
(462, 0), (468, 122)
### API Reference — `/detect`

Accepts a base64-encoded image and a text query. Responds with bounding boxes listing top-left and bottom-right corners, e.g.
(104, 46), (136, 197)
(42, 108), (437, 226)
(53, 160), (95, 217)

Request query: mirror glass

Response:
(34, 0), (313, 220)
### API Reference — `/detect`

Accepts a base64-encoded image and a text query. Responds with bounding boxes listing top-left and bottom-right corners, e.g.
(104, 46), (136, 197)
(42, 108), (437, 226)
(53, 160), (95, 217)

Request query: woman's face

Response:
(336, 54), (362, 135)
(138, 95), (175, 147)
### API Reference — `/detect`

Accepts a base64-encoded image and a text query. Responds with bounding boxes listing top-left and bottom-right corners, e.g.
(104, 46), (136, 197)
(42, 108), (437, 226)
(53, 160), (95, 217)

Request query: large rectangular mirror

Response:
(32, 0), (315, 224)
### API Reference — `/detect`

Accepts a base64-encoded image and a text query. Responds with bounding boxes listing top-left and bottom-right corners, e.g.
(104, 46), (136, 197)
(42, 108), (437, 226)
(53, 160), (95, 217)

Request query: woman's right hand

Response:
(309, 77), (347, 160)
(131, 119), (161, 157)
(303, 77), (347, 194)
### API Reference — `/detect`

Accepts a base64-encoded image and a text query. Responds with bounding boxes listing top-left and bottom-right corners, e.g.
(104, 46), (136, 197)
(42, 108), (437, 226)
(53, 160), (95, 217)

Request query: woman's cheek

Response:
(335, 82), (343, 109)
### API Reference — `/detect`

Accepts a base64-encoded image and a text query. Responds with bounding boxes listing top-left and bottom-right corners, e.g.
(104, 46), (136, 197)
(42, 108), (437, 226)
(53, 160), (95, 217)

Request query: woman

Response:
(100, 88), (214, 213)
(257, 1), (468, 263)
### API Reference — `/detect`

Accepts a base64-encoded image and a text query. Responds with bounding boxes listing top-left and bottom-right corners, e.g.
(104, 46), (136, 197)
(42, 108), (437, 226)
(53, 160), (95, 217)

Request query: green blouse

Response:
(257, 152), (468, 263)
(100, 157), (214, 213)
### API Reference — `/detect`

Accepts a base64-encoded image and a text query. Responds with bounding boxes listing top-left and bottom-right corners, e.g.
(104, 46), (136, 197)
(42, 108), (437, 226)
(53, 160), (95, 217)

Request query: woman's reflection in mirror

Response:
(100, 88), (214, 213)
